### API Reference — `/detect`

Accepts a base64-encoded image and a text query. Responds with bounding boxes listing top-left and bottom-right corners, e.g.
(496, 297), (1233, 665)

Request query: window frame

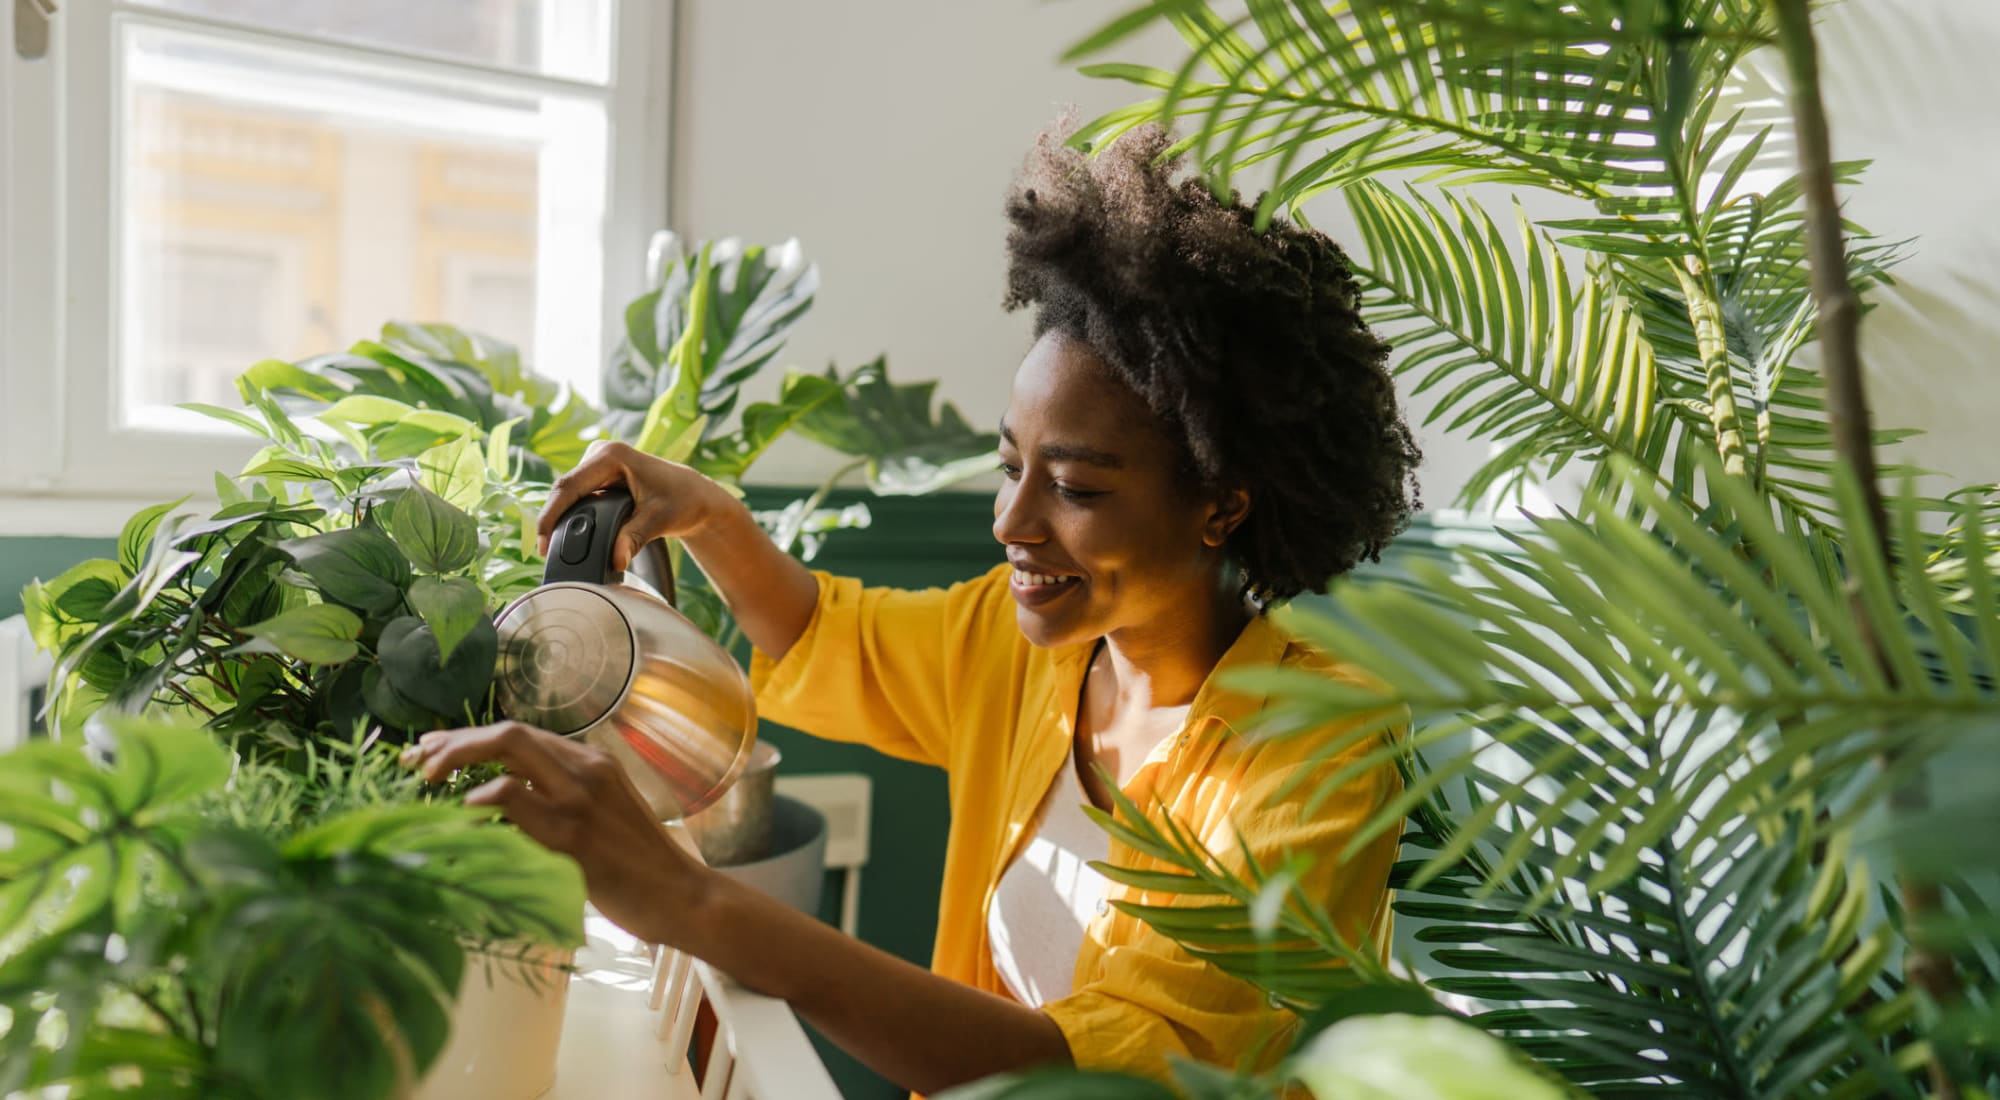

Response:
(0, 0), (671, 535)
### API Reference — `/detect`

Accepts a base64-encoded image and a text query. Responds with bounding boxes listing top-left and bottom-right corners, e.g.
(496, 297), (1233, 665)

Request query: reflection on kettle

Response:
(492, 489), (758, 820)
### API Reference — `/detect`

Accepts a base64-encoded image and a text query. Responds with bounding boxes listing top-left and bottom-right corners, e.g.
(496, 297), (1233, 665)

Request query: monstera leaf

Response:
(793, 357), (999, 495)
(604, 233), (819, 441)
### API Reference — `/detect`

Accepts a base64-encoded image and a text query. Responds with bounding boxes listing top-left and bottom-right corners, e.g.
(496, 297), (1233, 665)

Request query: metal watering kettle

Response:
(492, 489), (757, 820)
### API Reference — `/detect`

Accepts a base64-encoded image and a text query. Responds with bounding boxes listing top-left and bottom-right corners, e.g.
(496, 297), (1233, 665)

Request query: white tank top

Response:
(986, 760), (1112, 1008)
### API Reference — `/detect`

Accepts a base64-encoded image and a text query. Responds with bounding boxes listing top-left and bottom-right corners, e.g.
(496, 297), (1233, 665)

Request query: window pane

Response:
(120, 22), (608, 429)
(129, 0), (613, 83)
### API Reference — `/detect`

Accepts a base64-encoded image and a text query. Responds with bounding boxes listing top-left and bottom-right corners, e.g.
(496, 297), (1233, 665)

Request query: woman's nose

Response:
(992, 481), (1045, 545)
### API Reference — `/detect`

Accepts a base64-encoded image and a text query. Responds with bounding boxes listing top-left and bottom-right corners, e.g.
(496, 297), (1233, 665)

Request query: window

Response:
(0, 0), (668, 532)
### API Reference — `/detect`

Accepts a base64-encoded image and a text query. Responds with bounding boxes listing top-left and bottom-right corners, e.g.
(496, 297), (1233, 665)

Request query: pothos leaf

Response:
(238, 604), (363, 666)
(276, 526), (410, 616)
(389, 485), (481, 574)
(417, 436), (487, 513)
(406, 576), (488, 663)
(118, 496), (191, 575)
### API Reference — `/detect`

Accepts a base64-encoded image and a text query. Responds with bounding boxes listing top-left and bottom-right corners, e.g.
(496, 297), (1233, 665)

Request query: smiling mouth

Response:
(1010, 570), (1081, 588)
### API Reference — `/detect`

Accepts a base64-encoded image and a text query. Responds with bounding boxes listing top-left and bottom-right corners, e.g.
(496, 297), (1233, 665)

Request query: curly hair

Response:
(1002, 122), (1423, 602)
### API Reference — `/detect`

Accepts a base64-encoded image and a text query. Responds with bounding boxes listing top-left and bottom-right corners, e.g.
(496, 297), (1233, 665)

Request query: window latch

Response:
(14, 0), (56, 60)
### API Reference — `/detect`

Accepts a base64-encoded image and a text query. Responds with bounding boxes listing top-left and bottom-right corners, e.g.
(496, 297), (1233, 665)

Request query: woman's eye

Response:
(1055, 484), (1104, 502)
(997, 461), (1022, 479)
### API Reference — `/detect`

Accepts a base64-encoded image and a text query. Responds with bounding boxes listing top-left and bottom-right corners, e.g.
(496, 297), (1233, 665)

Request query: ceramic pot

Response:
(412, 944), (573, 1100)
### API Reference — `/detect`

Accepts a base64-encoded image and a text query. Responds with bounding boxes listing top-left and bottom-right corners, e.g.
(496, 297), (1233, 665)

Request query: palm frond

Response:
(1085, 463), (1997, 1093)
(1395, 767), (1924, 1096)
(1342, 179), (1658, 510)
(1069, 1), (1772, 229)
(1233, 459), (1996, 899)
(1083, 779), (1401, 1013)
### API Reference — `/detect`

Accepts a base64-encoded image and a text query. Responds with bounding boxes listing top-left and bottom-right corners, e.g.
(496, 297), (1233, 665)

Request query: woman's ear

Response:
(1201, 487), (1252, 548)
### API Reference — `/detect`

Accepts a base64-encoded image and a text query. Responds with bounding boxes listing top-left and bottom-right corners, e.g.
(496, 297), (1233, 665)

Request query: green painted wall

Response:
(2, 538), (118, 620)
(0, 497), (1485, 1100)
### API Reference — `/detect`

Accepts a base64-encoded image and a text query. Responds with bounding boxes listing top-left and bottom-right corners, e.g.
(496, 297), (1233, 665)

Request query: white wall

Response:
(669, 0), (1999, 503)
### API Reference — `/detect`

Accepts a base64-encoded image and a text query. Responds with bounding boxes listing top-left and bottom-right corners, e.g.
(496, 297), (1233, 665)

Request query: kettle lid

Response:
(494, 585), (636, 735)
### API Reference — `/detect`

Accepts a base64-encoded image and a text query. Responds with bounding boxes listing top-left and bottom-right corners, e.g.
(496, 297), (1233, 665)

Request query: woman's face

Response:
(994, 330), (1246, 649)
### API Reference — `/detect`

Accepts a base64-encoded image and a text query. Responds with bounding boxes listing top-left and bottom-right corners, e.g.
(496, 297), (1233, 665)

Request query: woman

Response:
(403, 125), (1423, 1093)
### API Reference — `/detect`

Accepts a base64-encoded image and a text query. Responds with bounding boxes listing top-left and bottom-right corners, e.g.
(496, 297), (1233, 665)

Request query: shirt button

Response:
(1094, 897), (1109, 917)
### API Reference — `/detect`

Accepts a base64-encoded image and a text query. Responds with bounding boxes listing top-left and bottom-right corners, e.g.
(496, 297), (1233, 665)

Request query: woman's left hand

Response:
(402, 720), (711, 947)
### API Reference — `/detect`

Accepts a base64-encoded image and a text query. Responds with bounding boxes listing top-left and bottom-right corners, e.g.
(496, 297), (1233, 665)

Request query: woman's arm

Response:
(682, 873), (1071, 1094)
(405, 722), (1071, 1095)
(537, 440), (820, 660)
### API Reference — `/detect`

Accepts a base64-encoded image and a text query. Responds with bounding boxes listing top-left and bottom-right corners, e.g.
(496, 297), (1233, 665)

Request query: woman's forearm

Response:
(680, 496), (820, 661)
(668, 873), (1072, 1095)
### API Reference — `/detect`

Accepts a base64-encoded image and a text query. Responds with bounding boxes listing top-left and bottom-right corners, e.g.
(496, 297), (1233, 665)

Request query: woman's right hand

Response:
(538, 440), (731, 571)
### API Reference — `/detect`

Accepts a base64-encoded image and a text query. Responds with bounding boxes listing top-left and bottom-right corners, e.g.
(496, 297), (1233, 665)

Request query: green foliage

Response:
(592, 235), (997, 645)
(792, 357), (1002, 496)
(13, 228), (993, 1096)
(1043, 2), (2000, 1097)
(0, 718), (585, 1100)
(605, 235), (819, 437)
(599, 235), (997, 497)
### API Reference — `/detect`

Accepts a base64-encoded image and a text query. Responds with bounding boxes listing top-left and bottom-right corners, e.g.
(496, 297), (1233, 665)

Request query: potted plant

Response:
(6, 235), (994, 1098)
(0, 715), (586, 1100)
(949, 1), (1998, 1097)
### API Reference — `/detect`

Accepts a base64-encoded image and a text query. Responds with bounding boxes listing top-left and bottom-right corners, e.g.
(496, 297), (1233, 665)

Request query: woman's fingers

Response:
(403, 721), (589, 807)
(464, 774), (576, 854)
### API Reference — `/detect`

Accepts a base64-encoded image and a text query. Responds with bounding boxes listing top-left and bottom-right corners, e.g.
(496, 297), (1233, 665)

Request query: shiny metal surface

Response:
(496, 581), (757, 820)
(685, 741), (780, 866)
(495, 586), (637, 735)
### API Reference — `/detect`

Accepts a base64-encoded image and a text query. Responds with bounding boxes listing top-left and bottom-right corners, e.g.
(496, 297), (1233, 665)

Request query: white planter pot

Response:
(413, 945), (574, 1100)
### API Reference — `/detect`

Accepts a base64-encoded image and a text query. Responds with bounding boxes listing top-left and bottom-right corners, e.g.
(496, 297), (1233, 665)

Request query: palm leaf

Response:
(1342, 180), (1658, 510)
(1081, 780), (1402, 1014)
(1069, 1), (1773, 229)
(1232, 460), (1997, 900)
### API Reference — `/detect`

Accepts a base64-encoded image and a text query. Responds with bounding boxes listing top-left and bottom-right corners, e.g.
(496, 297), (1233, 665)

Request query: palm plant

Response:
(952, 2), (1998, 1096)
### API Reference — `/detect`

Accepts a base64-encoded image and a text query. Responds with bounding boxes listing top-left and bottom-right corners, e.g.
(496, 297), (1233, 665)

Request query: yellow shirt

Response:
(749, 564), (1403, 1082)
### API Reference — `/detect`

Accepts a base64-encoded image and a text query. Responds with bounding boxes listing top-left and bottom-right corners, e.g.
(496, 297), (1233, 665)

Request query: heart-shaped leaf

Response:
(117, 496), (190, 575)
(389, 485), (480, 574)
(377, 615), (497, 721)
(276, 526), (411, 615)
(416, 437), (487, 512)
(239, 605), (363, 665)
(362, 663), (436, 732)
(407, 576), (488, 663)
(21, 559), (129, 651)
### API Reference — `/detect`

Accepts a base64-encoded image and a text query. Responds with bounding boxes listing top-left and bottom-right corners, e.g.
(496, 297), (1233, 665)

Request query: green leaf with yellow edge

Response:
(21, 559), (128, 651)
(317, 395), (415, 426)
(417, 436), (487, 512)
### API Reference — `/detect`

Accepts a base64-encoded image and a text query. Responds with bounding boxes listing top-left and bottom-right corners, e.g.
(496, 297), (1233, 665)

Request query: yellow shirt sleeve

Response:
(748, 567), (1019, 769)
(1043, 694), (1405, 1080)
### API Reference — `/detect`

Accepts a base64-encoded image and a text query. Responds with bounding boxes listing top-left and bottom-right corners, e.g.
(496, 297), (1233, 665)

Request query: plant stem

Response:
(167, 682), (219, 719)
(1770, 2), (1961, 1096)
(1671, 260), (1751, 480)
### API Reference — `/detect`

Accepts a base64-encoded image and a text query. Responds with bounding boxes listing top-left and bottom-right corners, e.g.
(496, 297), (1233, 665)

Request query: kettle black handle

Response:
(542, 489), (681, 606)
(544, 489), (633, 585)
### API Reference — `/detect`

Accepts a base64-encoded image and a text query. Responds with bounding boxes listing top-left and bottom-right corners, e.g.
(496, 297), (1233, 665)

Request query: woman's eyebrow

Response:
(999, 423), (1124, 469)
